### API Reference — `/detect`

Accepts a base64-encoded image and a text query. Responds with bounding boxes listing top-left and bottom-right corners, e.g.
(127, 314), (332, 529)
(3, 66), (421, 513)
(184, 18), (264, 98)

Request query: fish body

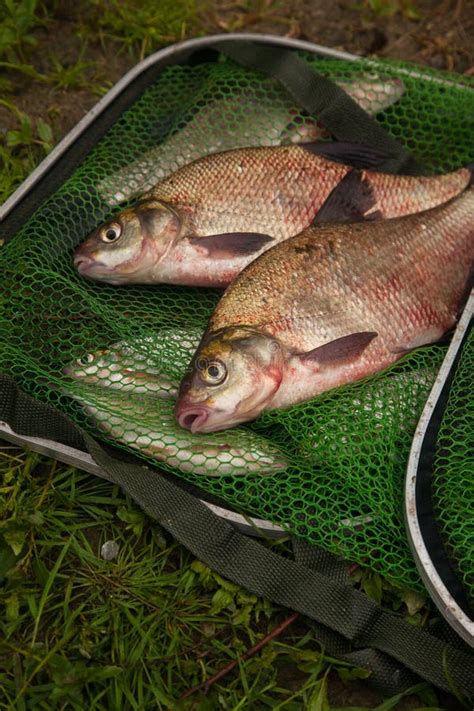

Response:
(75, 143), (471, 287)
(97, 76), (405, 205)
(63, 335), (288, 476)
(175, 187), (474, 432)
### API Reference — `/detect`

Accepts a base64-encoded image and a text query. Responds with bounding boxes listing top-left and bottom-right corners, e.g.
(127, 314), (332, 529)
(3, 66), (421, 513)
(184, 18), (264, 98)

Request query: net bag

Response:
(1, 35), (473, 694)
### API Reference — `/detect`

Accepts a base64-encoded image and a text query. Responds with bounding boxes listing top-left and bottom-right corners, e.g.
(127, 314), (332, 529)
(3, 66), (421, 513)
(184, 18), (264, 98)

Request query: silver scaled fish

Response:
(97, 75), (405, 205)
(63, 335), (289, 477)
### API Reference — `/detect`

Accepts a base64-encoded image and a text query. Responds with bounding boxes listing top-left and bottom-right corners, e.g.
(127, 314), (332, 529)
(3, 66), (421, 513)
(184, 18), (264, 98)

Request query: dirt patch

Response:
(0, 25), (134, 144)
(207, 0), (474, 73)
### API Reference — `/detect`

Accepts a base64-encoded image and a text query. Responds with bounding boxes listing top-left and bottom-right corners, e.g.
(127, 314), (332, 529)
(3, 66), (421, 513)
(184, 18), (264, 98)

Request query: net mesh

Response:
(1, 54), (473, 592)
(431, 326), (474, 599)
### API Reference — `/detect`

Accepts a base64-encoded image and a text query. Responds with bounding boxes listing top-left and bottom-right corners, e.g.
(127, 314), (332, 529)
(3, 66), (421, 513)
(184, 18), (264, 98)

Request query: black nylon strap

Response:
(210, 40), (422, 175)
(292, 540), (419, 695)
(1, 375), (473, 698)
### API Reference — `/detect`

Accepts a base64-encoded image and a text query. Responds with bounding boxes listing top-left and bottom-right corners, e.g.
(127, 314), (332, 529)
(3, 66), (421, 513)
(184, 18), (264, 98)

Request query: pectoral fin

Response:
(188, 232), (274, 258)
(298, 331), (378, 365)
(314, 170), (382, 224)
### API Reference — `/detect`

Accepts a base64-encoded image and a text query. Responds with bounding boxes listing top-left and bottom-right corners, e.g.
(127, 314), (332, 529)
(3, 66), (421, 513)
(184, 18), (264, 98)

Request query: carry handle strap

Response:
(208, 39), (422, 175)
(1, 375), (472, 698)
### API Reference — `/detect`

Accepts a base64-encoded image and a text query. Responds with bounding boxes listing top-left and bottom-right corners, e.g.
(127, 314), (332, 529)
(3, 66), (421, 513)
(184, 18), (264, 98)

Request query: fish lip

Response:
(74, 254), (109, 276)
(176, 406), (210, 433)
(74, 254), (99, 270)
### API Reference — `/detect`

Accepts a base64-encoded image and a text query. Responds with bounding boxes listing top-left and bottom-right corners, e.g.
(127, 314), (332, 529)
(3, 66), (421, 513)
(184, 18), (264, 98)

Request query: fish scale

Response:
(176, 187), (473, 432)
(96, 76), (406, 206)
(149, 145), (470, 230)
(210, 195), (472, 348)
(149, 145), (345, 237)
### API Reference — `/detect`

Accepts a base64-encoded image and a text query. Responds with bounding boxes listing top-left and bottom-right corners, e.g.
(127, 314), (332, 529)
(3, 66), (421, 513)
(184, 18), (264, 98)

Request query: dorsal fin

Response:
(314, 170), (382, 224)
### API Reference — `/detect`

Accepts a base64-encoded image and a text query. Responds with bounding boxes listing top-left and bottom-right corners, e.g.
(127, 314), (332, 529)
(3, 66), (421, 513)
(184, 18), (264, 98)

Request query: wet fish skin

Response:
(97, 76), (405, 205)
(175, 187), (473, 432)
(63, 327), (202, 398)
(75, 143), (471, 287)
(67, 386), (288, 477)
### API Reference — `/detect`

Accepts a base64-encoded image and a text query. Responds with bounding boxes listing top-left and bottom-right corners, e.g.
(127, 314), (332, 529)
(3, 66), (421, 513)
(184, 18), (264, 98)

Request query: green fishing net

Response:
(431, 327), (474, 598)
(1, 53), (473, 593)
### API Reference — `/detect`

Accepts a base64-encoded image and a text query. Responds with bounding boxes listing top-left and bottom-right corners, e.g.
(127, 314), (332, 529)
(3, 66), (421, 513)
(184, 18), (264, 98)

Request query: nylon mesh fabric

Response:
(1, 54), (473, 592)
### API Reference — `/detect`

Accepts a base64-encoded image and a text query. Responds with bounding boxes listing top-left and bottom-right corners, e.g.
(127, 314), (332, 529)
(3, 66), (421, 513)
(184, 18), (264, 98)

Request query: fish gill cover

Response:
(1, 54), (473, 594)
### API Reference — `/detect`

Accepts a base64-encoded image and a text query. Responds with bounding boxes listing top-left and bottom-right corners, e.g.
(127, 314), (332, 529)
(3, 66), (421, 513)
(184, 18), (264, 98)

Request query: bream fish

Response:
(75, 143), (471, 288)
(97, 76), (405, 205)
(175, 186), (473, 432)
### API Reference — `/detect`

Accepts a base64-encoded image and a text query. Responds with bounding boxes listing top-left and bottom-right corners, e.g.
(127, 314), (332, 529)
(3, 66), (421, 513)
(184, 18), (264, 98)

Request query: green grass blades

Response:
(0, 100), (54, 202)
(81, 0), (200, 60)
(0, 447), (445, 708)
(0, 448), (317, 707)
(0, 0), (44, 62)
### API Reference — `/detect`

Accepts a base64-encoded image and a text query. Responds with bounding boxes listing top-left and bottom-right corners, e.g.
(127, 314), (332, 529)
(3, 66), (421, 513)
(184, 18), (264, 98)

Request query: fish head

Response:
(175, 326), (285, 432)
(73, 199), (182, 284)
(63, 347), (125, 387)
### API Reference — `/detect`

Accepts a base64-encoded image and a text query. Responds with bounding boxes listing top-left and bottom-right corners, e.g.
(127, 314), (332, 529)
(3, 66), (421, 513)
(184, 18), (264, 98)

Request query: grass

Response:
(0, 1), (467, 708)
(0, 447), (450, 708)
(0, 0), (202, 201)
(359, 0), (420, 19)
(79, 0), (199, 60)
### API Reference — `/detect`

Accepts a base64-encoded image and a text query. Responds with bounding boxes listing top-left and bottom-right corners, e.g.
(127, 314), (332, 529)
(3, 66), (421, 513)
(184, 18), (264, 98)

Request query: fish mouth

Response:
(74, 255), (105, 274)
(74, 255), (123, 282)
(177, 407), (209, 433)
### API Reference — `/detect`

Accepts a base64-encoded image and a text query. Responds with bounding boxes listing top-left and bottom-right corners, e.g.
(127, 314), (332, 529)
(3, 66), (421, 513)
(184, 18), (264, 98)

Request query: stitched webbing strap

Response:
(0, 375), (472, 698)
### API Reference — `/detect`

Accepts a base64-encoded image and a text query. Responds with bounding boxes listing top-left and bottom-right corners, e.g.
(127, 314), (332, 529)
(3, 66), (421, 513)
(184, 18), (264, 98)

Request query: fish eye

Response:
(197, 358), (227, 386)
(77, 353), (95, 366)
(100, 222), (122, 243)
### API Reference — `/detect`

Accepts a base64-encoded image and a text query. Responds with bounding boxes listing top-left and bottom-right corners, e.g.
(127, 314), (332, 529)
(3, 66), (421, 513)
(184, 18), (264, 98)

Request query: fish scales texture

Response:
(63, 335), (289, 476)
(362, 169), (471, 217)
(149, 145), (470, 231)
(74, 389), (288, 476)
(97, 76), (405, 205)
(76, 143), (471, 288)
(149, 145), (348, 238)
(211, 188), (474, 353)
